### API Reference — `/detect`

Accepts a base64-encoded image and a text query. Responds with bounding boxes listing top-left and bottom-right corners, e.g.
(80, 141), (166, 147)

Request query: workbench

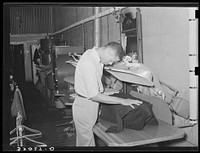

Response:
(93, 118), (185, 147)
(93, 90), (185, 147)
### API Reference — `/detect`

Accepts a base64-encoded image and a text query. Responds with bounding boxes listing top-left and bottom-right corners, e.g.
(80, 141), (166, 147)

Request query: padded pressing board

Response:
(105, 62), (154, 86)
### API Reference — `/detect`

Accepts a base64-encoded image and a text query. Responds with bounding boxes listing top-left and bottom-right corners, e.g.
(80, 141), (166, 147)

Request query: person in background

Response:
(73, 42), (143, 146)
(33, 43), (46, 77)
(33, 43), (42, 68)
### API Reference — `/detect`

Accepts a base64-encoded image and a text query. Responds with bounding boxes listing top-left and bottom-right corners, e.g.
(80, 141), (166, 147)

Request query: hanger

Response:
(10, 112), (47, 147)
(9, 80), (47, 147)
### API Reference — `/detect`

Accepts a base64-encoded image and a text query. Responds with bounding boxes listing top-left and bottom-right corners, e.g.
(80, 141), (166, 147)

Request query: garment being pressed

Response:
(99, 92), (159, 133)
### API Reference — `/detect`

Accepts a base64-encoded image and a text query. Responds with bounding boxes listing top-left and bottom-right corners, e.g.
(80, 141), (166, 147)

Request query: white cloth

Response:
(73, 47), (104, 146)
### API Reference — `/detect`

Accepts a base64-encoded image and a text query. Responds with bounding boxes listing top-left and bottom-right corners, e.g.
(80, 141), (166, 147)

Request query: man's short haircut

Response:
(105, 42), (125, 60)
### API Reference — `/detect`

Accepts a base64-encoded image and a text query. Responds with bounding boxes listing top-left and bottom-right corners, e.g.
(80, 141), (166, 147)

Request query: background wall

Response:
(140, 7), (190, 100)
(52, 7), (121, 49)
(10, 6), (53, 35)
(9, 6), (191, 100)
(52, 7), (94, 49)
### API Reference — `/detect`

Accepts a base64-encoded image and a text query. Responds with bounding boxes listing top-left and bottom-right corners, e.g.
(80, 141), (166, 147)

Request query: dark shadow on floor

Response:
(9, 82), (76, 147)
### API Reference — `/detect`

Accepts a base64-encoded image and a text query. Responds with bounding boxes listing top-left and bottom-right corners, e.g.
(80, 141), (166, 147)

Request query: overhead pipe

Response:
(94, 7), (100, 47)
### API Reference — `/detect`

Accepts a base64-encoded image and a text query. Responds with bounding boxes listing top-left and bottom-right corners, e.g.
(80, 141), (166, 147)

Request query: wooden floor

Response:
(9, 82), (76, 148)
(9, 82), (107, 149)
(8, 82), (198, 151)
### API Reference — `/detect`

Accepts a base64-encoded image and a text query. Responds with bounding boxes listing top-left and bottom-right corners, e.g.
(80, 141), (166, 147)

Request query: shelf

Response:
(122, 28), (137, 33)
(126, 35), (137, 37)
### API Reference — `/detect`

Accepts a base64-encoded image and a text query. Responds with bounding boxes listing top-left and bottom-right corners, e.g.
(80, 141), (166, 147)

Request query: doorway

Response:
(10, 44), (25, 88)
(30, 44), (38, 84)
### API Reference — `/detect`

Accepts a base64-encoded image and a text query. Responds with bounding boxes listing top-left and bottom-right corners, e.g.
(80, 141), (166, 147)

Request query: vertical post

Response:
(82, 23), (85, 50)
(50, 38), (58, 95)
(49, 7), (53, 33)
(136, 8), (143, 63)
(188, 8), (198, 123)
(94, 7), (100, 47)
(16, 112), (23, 146)
(115, 8), (127, 94)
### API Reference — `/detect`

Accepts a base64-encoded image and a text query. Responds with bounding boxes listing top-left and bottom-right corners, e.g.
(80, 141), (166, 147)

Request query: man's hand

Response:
(120, 99), (143, 108)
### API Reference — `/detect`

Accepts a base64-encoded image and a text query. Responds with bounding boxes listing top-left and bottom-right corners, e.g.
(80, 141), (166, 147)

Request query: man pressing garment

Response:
(72, 42), (143, 146)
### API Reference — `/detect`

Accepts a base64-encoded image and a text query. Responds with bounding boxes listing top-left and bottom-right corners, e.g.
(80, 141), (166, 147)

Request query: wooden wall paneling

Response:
(19, 6), (23, 34)
(108, 13), (120, 43)
(64, 26), (82, 46)
(23, 7), (27, 34)
(23, 7), (28, 34)
(64, 7), (77, 28)
(40, 7), (44, 33)
(48, 7), (53, 33)
(59, 7), (67, 29)
(52, 7), (77, 32)
(65, 7), (77, 27)
(16, 7), (20, 34)
(25, 7), (28, 33)
(52, 7), (94, 48)
(62, 30), (68, 45)
(65, 30), (72, 46)
(84, 21), (94, 50)
(32, 6), (36, 33)
(100, 7), (111, 12)
(71, 28), (76, 46)
(10, 6), (52, 35)
(73, 25), (83, 46)
(14, 7), (18, 34)
(45, 7), (50, 33)
(9, 7), (14, 34)
(72, 28), (76, 46)
(43, 7), (46, 33)
(100, 16), (109, 46)
(30, 7), (34, 34)
(25, 6), (30, 34)
(77, 7), (94, 22)
(36, 6), (40, 33)
(52, 8), (58, 32)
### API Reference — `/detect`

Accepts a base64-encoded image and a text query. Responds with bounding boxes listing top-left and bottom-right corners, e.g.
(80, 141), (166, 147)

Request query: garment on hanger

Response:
(11, 87), (26, 121)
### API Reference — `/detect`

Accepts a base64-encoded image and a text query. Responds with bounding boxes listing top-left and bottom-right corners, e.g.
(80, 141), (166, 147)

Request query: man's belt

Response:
(76, 93), (87, 98)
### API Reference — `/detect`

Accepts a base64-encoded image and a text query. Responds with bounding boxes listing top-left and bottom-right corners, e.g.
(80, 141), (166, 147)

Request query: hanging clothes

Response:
(11, 87), (26, 122)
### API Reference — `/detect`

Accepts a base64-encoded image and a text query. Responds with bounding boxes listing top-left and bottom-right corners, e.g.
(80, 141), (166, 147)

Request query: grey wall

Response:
(141, 7), (190, 100)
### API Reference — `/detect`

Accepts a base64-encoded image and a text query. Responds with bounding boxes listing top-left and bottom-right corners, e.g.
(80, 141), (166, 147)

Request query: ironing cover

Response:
(99, 92), (158, 133)
(105, 62), (154, 86)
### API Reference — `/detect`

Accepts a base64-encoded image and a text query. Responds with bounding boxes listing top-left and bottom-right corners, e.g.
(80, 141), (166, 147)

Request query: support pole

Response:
(94, 7), (100, 47)
(136, 8), (143, 63)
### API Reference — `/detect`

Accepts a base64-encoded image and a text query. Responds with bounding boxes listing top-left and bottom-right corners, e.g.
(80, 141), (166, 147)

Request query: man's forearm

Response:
(89, 93), (123, 104)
